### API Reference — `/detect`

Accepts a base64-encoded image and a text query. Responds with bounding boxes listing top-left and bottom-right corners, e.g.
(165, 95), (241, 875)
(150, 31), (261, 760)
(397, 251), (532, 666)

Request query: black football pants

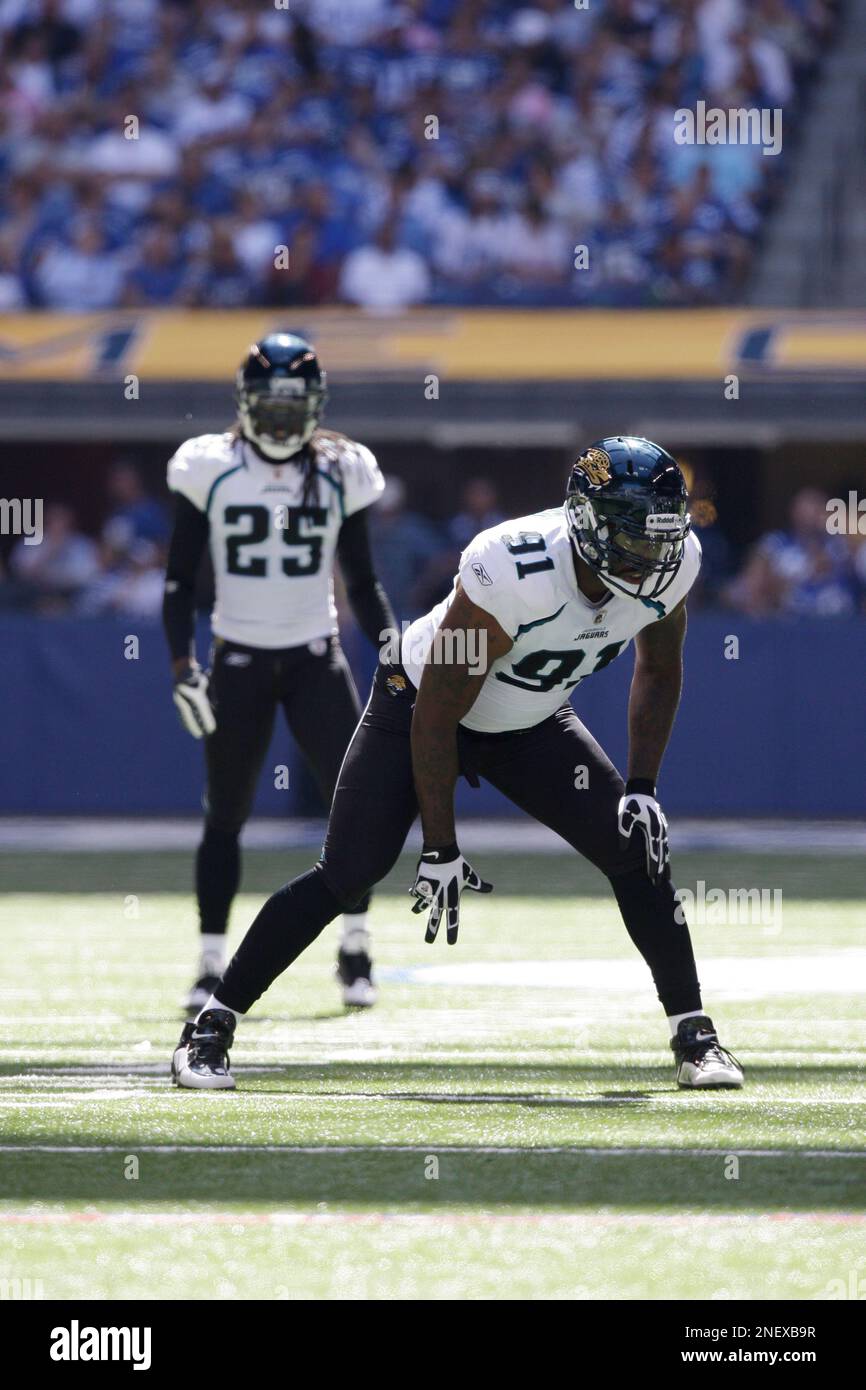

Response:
(218, 663), (701, 1016)
(196, 634), (370, 935)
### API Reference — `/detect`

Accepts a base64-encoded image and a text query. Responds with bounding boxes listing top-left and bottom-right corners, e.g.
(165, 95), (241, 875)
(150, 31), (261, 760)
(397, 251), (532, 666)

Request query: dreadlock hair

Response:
(227, 423), (349, 509)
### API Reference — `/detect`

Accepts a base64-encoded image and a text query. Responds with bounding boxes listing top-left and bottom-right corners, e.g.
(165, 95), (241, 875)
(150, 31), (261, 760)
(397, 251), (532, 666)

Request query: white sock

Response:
(197, 995), (243, 1024)
(667, 1009), (705, 1039)
(199, 933), (226, 975)
(340, 913), (370, 955)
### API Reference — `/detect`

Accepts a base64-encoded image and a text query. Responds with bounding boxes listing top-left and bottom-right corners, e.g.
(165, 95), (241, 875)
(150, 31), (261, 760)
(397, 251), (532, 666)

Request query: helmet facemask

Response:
(236, 375), (326, 461)
(567, 493), (691, 600)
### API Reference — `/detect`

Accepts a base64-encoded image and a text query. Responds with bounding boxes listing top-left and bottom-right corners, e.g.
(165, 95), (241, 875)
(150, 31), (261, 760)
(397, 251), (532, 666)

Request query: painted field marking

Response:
(1, 1209), (865, 1227)
(0, 1144), (863, 1159)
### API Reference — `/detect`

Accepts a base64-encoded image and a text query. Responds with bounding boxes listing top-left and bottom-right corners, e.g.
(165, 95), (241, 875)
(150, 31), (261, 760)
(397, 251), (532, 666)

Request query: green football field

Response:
(1, 847), (864, 1301)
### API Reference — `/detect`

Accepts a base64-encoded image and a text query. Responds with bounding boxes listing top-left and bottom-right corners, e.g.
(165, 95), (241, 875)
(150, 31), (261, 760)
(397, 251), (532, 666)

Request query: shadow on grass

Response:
(0, 1144), (863, 1211)
(1, 1060), (864, 1085)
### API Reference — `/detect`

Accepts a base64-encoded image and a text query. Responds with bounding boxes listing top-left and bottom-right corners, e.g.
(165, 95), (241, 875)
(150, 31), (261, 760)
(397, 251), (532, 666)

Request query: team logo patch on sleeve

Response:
(386, 673), (408, 696)
(471, 562), (493, 586)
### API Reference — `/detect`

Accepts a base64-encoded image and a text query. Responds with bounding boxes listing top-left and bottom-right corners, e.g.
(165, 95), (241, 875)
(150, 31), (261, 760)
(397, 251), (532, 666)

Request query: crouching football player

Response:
(172, 436), (743, 1091)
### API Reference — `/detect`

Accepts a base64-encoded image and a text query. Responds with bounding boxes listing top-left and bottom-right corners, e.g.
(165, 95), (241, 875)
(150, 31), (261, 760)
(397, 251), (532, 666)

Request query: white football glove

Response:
(172, 665), (216, 739)
(617, 784), (670, 883)
(409, 845), (493, 944)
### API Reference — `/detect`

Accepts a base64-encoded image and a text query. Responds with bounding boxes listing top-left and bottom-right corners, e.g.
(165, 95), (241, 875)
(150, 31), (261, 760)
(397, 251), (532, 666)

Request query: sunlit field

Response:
(1, 849), (863, 1301)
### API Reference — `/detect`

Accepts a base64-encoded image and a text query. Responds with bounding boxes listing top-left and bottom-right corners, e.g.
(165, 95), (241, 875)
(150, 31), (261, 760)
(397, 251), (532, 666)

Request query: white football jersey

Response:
(402, 508), (701, 733)
(167, 431), (384, 648)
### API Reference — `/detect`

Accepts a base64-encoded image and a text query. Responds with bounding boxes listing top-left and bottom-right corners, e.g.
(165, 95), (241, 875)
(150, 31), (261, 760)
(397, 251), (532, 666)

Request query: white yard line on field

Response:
(1, 1209), (865, 1227)
(382, 953), (866, 995)
(0, 1144), (863, 1158)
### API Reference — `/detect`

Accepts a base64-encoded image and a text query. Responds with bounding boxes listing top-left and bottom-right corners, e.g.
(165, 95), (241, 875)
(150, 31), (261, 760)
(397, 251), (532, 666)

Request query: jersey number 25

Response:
(224, 504), (328, 578)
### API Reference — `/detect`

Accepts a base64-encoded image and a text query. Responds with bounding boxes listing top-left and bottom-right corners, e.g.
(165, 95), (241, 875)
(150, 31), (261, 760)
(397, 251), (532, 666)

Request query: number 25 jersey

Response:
(402, 507), (701, 734)
(167, 431), (384, 649)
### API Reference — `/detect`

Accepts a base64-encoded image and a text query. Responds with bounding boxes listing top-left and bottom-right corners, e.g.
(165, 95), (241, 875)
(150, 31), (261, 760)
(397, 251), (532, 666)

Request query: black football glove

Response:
(409, 843), (493, 944)
(617, 779), (670, 883)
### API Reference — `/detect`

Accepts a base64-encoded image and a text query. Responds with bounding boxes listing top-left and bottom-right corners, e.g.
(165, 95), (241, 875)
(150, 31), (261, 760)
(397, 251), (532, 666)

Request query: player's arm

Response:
(162, 492), (215, 738)
(408, 582), (511, 942)
(618, 597), (688, 882)
(628, 596), (687, 783)
(412, 580), (512, 843)
(335, 507), (396, 649)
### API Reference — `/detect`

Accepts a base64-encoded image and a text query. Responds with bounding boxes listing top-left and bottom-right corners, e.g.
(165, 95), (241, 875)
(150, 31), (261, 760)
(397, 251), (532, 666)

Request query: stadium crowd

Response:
(2, 461), (865, 622)
(0, 0), (838, 312)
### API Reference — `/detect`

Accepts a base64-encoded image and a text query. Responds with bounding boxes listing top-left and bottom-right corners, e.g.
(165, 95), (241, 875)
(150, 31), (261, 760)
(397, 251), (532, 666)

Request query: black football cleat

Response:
(183, 972), (221, 1017)
(671, 1015), (744, 1089)
(336, 947), (377, 1008)
(172, 1009), (236, 1090)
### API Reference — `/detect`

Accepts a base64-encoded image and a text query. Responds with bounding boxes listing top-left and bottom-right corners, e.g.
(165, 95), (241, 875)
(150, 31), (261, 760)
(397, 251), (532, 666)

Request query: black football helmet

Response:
(566, 436), (691, 599)
(235, 332), (326, 461)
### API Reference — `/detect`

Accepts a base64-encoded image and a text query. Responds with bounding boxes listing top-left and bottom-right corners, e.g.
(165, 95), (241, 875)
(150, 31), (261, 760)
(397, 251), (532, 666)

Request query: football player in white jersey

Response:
(163, 333), (396, 1012)
(172, 437), (743, 1091)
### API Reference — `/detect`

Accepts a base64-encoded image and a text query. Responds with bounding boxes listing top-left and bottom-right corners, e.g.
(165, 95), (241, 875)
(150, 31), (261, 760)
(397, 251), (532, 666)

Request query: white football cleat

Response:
(671, 1015), (744, 1089)
(172, 1009), (236, 1090)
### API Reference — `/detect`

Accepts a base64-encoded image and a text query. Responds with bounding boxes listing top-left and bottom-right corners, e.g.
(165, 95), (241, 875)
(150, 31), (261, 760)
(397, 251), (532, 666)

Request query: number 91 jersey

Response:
(167, 431), (384, 649)
(402, 508), (701, 734)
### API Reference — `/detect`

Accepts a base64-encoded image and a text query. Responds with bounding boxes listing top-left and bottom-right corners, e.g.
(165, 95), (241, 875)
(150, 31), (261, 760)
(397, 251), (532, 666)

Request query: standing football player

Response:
(163, 332), (396, 1012)
(171, 437), (743, 1091)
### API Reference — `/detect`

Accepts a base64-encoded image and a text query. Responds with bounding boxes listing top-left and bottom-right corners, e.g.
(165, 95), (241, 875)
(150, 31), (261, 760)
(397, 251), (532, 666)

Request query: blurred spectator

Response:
(723, 487), (859, 617)
(122, 224), (189, 306)
(187, 224), (256, 307)
(448, 478), (506, 551)
(78, 538), (165, 618)
(678, 462), (734, 604)
(339, 219), (431, 310)
(102, 460), (168, 552)
(33, 221), (125, 310)
(8, 501), (99, 611)
(368, 475), (448, 622)
(84, 95), (180, 211)
(0, 229), (25, 308)
(0, 0), (836, 310)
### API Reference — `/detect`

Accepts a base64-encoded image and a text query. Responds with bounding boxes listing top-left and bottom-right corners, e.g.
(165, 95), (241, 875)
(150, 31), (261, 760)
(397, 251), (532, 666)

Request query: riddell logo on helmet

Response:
(646, 514), (684, 532)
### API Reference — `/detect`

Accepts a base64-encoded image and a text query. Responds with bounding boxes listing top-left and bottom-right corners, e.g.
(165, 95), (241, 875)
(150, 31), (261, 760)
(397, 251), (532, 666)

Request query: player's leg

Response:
(469, 706), (742, 1088)
(186, 642), (277, 1013)
(281, 636), (376, 1007)
(172, 669), (418, 1089)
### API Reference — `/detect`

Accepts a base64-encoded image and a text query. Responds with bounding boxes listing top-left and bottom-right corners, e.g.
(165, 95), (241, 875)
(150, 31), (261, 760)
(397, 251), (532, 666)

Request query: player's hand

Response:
(618, 782), (670, 883)
(409, 844), (493, 944)
(172, 664), (216, 739)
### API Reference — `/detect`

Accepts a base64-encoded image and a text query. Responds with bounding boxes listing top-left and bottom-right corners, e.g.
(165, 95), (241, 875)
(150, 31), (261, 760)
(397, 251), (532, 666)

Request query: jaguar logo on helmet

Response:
(574, 446), (612, 488)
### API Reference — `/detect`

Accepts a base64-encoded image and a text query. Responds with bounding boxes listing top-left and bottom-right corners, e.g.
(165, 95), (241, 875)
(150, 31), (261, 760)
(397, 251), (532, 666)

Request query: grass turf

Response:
(0, 848), (864, 1300)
